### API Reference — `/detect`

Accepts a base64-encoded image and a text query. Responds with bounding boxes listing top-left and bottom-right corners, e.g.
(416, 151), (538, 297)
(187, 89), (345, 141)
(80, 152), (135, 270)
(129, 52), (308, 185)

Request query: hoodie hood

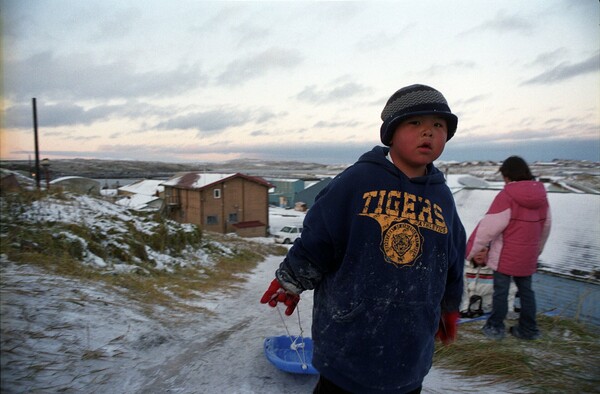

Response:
(504, 181), (548, 209)
(356, 146), (446, 185)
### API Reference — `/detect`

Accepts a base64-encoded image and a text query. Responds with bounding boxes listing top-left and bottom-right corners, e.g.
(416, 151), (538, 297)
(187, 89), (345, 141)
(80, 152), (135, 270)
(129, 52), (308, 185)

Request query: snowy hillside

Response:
(5, 193), (218, 273)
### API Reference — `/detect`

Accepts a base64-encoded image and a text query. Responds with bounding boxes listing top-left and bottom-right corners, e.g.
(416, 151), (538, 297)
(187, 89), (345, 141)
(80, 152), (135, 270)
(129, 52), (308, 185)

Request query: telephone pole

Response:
(32, 98), (41, 189)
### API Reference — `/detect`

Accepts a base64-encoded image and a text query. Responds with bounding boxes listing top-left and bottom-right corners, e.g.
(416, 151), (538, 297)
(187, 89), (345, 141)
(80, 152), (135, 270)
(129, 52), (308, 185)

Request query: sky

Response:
(1, 0), (599, 165)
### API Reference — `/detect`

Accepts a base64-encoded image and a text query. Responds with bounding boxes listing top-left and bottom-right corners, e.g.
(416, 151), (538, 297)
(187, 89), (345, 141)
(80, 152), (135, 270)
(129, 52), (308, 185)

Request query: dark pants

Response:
(313, 375), (422, 394)
(488, 271), (539, 336)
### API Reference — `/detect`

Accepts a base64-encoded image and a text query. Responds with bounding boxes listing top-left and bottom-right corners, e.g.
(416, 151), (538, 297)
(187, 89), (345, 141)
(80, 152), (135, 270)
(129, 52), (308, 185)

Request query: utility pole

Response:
(32, 98), (41, 190)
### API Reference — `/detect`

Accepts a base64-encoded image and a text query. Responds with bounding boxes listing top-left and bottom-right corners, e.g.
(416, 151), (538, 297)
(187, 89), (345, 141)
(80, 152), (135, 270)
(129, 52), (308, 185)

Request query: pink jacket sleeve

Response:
(465, 192), (512, 270)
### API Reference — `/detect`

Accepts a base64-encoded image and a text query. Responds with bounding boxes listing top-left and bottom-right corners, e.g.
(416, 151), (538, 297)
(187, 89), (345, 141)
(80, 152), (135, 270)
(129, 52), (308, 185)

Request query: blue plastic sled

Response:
(458, 312), (491, 324)
(457, 309), (559, 325)
(264, 335), (319, 375)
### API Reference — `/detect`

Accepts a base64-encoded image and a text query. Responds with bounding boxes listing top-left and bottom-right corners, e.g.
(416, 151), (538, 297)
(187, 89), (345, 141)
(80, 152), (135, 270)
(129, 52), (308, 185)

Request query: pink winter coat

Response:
(466, 181), (551, 277)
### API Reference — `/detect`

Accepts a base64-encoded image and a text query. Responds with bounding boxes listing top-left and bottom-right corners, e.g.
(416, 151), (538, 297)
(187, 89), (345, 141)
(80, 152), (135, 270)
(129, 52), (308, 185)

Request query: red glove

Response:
(436, 311), (459, 345)
(260, 279), (300, 316)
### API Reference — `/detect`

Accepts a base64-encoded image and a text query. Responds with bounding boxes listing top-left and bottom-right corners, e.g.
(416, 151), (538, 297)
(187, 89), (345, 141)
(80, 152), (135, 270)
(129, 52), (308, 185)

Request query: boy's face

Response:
(389, 114), (448, 176)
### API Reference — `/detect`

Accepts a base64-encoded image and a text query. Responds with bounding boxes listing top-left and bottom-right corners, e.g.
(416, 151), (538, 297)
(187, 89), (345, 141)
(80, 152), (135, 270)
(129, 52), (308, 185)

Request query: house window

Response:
(228, 213), (238, 223)
(213, 189), (221, 199)
(206, 215), (218, 225)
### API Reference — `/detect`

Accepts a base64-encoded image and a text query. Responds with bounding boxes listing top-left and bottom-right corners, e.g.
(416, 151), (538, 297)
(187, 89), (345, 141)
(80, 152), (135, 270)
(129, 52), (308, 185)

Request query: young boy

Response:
(261, 84), (466, 393)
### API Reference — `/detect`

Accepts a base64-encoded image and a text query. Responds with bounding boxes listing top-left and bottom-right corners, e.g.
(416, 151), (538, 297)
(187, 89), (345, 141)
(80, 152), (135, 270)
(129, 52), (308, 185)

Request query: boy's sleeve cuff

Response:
(275, 269), (304, 295)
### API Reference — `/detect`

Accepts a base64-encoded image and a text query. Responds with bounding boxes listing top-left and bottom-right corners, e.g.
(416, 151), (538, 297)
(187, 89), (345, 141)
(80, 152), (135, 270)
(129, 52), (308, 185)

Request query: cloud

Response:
(150, 106), (286, 135)
(422, 61), (477, 77)
(443, 138), (600, 163)
(455, 94), (490, 106)
(192, 5), (244, 34)
(355, 26), (414, 52)
(459, 10), (535, 36)
(527, 48), (569, 67)
(3, 51), (206, 101)
(91, 7), (142, 41)
(216, 48), (303, 86)
(152, 109), (252, 135)
(255, 110), (284, 124)
(455, 120), (600, 146)
(2, 98), (284, 139)
(3, 104), (36, 129)
(3, 102), (124, 129)
(521, 52), (599, 85)
(250, 130), (269, 137)
(233, 23), (271, 48)
(323, 1), (361, 20)
(313, 120), (360, 128)
(2, 100), (178, 130)
(295, 81), (371, 104)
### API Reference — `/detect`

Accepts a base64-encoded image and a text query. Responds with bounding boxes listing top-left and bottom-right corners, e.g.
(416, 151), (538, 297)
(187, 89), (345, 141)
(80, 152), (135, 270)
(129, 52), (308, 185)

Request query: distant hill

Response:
(0, 158), (347, 180)
(0, 158), (206, 180)
(1, 158), (598, 191)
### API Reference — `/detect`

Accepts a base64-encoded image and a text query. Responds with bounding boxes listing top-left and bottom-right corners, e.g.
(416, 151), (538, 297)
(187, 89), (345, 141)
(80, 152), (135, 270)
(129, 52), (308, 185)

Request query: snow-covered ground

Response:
(1, 256), (524, 394)
(1, 205), (527, 393)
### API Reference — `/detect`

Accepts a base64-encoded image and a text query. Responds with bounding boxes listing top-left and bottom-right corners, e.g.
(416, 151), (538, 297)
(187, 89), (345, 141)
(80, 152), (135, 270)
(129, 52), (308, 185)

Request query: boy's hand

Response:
(436, 311), (459, 345)
(260, 279), (300, 316)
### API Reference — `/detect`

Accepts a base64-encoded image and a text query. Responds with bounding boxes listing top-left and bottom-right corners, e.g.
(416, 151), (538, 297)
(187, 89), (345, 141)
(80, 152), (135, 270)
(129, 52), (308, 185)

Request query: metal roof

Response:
(161, 172), (272, 190)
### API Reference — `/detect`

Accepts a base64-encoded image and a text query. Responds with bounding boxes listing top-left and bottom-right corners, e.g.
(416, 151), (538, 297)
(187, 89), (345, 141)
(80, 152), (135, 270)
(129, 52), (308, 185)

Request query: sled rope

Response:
(467, 266), (484, 317)
(276, 304), (309, 370)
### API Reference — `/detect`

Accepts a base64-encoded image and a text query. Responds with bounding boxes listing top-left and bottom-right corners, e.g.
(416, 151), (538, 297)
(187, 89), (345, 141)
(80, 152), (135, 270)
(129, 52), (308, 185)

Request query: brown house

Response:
(162, 172), (273, 237)
(0, 173), (21, 193)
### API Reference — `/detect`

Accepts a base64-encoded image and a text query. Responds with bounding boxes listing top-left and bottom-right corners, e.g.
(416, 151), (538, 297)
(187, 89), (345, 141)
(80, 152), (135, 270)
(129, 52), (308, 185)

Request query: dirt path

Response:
(136, 255), (318, 393)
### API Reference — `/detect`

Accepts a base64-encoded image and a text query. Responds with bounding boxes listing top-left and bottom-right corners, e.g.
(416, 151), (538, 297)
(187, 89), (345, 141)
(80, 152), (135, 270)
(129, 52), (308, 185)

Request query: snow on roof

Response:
(457, 175), (490, 188)
(267, 178), (303, 183)
(100, 189), (118, 197)
(50, 176), (95, 183)
(445, 174), (499, 190)
(455, 189), (600, 283)
(115, 194), (160, 210)
(161, 172), (272, 189)
(445, 174), (463, 189)
(161, 173), (237, 189)
(118, 179), (164, 196)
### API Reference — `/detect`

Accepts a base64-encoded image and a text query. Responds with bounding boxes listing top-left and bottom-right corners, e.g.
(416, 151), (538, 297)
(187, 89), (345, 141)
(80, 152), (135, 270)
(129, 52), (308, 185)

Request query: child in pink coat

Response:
(466, 156), (551, 340)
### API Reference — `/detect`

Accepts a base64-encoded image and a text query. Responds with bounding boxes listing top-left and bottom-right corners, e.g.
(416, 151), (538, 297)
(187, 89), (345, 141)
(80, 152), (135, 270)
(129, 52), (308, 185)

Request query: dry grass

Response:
(434, 314), (600, 393)
(4, 235), (286, 318)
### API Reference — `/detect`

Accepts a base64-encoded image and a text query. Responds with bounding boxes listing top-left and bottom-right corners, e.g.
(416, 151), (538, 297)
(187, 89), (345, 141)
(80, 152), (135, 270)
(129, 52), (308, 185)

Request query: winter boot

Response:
(509, 326), (540, 340)
(482, 324), (505, 340)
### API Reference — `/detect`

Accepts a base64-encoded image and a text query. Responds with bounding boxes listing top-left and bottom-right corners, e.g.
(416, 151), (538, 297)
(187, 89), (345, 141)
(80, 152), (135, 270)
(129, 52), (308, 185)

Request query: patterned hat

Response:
(380, 84), (458, 146)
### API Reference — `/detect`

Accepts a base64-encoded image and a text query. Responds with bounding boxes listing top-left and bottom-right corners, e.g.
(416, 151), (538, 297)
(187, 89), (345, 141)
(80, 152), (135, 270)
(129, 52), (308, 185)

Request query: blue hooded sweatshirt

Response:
(276, 146), (465, 393)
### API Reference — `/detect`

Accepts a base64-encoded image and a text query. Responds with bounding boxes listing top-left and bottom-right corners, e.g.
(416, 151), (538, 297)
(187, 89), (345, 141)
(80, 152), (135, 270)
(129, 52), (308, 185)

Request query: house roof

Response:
(50, 176), (97, 184)
(115, 194), (161, 211)
(161, 172), (272, 190)
(118, 179), (164, 196)
(454, 188), (600, 284)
